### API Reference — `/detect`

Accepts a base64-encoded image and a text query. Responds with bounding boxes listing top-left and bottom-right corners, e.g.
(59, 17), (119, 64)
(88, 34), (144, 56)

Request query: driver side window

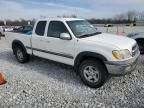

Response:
(47, 21), (69, 38)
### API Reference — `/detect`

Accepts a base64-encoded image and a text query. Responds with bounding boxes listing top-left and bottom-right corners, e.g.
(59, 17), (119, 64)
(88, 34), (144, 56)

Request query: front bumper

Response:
(105, 51), (140, 75)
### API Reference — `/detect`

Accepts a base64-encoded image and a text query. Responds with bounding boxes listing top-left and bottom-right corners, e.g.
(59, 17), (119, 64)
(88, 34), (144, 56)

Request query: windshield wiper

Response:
(78, 32), (101, 38)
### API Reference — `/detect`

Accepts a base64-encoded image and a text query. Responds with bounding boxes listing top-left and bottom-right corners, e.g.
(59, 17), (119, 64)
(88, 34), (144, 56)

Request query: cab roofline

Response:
(37, 18), (84, 22)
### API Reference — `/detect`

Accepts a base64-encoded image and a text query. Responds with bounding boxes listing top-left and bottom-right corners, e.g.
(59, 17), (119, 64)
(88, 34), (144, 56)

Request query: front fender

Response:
(74, 51), (107, 73)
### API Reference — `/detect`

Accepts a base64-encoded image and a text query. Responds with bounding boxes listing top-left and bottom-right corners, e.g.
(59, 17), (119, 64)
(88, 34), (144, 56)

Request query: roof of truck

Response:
(37, 18), (84, 22)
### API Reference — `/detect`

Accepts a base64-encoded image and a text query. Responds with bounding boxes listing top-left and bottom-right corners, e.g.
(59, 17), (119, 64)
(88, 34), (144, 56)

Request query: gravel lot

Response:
(0, 37), (144, 108)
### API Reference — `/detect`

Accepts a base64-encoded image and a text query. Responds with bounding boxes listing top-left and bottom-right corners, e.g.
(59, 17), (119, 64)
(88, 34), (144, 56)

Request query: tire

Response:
(137, 40), (144, 54)
(14, 46), (29, 63)
(79, 59), (108, 88)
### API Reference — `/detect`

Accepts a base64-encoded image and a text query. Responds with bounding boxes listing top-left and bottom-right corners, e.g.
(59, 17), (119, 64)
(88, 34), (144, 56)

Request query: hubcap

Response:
(83, 66), (99, 83)
(17, 49), (24, 60)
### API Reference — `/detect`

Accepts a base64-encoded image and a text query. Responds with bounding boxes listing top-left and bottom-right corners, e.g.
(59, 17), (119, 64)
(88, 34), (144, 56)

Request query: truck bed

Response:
(5, 32), (32, 54)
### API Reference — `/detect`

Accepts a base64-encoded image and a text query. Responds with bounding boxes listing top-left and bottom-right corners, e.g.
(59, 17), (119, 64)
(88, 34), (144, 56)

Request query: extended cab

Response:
(5, 18), (140, 88)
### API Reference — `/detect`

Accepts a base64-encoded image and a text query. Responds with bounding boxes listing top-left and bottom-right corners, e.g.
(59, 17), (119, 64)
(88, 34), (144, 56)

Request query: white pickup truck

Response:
(5, 18), (140, 88)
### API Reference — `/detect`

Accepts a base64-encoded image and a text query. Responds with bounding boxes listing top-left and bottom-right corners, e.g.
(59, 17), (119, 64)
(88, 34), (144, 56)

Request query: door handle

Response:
(39, 40), (50, 43)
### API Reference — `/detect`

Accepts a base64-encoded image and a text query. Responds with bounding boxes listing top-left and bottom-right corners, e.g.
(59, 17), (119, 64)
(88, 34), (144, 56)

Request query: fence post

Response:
(117, 26), (119, 35)
(106, 27), (108, 32)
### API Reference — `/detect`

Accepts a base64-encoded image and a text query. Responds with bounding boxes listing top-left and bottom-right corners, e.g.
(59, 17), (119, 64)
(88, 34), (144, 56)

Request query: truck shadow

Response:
(0, 50), (83, 87)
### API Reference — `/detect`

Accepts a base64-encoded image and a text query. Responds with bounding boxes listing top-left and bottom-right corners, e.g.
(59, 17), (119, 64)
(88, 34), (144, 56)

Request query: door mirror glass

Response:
(60, 33), (71, 40)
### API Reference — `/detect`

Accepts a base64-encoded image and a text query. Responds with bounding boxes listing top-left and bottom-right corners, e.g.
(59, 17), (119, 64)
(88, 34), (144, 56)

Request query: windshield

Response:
(67, 20), (98, 38)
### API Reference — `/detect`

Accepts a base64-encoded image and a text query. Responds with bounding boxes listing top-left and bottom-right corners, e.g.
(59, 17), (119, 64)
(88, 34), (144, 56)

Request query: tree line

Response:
(0, 19), (35, 26)
(89, 11), (144, 24)
(0, 19), (130, 26)
(0, 11), (144, 26)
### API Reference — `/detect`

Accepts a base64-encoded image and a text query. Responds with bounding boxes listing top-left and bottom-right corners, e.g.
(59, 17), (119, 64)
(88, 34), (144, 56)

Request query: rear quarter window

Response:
(35, 21), (47, 36)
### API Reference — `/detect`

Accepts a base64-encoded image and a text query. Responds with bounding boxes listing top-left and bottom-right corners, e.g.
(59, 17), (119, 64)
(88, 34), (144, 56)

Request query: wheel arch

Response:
(135, 38), (144, 54)
(74, 51), (108, 74)
(135, 38), (144, 41)
(12, 40), (27, 54)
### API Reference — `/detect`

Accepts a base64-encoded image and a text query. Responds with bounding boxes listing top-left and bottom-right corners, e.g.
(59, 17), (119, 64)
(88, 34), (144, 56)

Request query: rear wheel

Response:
(79, 59), (108, 88)
(14, 46), (29, 63)
(137, 40), (144, 54)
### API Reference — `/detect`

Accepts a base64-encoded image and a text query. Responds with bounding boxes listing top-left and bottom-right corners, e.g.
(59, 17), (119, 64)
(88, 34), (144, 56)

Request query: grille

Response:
(132, 43), (139, 57)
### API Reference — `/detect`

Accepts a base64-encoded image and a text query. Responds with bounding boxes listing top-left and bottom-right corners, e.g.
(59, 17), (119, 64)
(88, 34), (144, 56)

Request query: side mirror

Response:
(60, 33), (71, 40)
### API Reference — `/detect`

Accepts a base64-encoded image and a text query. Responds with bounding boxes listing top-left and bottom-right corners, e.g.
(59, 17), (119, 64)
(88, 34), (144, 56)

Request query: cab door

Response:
(31, 20), (49, 57)
(45, 21), (75, 65)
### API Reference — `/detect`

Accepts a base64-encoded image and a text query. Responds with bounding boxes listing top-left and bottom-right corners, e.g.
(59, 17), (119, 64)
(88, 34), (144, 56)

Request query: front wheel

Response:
(79, 59), (108, 88)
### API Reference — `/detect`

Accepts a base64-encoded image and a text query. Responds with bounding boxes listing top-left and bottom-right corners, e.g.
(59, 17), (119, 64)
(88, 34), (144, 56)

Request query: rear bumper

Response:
(105, 51), (140, 75)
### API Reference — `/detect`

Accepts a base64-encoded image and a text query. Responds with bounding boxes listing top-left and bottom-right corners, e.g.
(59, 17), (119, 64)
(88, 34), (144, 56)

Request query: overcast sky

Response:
(0, 0), (144, 20)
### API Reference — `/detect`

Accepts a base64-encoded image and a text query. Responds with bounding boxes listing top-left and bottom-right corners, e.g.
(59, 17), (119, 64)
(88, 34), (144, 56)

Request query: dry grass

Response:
(97, 26), (144, 36)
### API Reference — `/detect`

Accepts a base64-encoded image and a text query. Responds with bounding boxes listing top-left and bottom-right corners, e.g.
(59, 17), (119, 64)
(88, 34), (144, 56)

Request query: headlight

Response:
(112, 49), (131, 59)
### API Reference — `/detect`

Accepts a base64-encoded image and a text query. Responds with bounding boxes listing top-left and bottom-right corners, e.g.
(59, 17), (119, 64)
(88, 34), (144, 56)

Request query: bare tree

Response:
(71, 14), (77, 18)
(127, 11), (137, 21)
(137, 11), (144, 19)
(114, 13), (127, 20)
(57, 14), (77, 18)
(0, 21), (4, 26)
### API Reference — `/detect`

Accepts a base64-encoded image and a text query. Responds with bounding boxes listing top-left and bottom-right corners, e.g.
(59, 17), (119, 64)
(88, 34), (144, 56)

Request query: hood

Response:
(80, 33), (136, 50)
